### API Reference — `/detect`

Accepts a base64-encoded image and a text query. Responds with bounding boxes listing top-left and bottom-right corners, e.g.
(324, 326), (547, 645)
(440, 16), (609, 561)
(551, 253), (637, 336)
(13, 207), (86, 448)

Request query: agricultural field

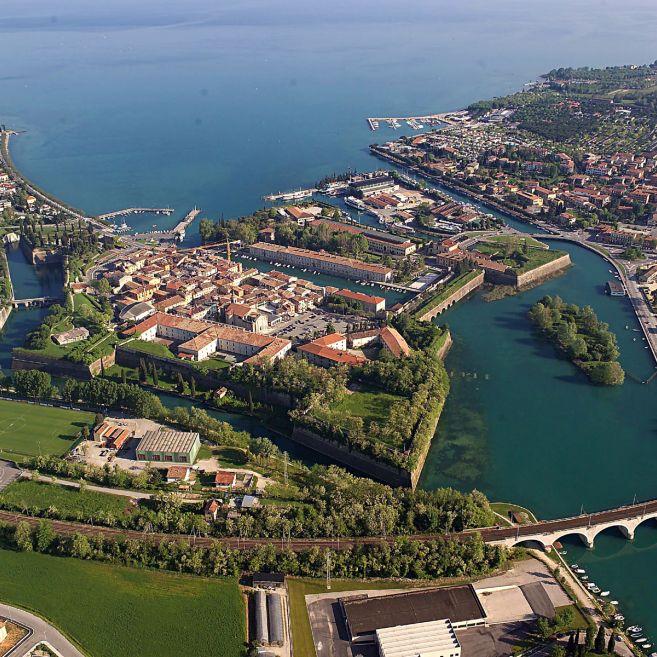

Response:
(0, 548), (245, 657)
(0, 480), (134, 520)
(0, 399), (93, 462)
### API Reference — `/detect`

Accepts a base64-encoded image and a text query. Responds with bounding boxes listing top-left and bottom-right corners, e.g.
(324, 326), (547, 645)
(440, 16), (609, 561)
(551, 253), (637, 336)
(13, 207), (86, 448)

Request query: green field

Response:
(0, 548), (245, 657)
(330, 390), (400, 425)
(476, 241), (567, 274)
(0, 480), (134, 520)
(0, 399), (93, 462)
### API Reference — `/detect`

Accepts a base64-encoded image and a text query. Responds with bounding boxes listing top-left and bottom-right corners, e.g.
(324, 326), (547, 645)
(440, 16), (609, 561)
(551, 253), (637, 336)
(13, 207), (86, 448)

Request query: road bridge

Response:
(11, 296), (60, 309)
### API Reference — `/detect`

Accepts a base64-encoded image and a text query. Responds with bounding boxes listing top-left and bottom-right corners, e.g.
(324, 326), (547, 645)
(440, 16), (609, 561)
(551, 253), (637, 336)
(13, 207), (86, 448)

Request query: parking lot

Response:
(271, 309), (365, 343)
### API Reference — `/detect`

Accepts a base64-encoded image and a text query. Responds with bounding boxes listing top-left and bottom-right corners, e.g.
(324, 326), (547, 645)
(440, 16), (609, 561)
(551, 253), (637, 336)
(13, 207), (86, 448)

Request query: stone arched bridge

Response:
(477, 499), (657, 550)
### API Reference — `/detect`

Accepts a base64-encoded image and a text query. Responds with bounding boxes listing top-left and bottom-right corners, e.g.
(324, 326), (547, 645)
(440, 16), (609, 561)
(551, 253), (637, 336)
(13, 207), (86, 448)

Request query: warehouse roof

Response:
(376, 619), (460, 657)
(342, 585), (486, 638)
(137, 430), (199, 454)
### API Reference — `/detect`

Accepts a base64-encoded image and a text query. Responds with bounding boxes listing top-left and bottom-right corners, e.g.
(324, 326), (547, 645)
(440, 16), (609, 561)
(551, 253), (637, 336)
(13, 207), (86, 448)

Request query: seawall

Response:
(415, 271), (485, 321)
(515, 253), (571, 288)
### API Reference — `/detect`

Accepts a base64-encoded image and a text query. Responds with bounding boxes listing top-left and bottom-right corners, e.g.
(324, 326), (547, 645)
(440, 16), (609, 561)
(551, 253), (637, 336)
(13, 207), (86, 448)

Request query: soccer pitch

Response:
(0, 399), (93, 462)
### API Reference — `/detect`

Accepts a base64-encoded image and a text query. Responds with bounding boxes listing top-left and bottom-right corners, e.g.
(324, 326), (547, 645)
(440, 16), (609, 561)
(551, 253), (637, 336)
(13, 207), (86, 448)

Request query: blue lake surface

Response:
(2, 0), (657, 638)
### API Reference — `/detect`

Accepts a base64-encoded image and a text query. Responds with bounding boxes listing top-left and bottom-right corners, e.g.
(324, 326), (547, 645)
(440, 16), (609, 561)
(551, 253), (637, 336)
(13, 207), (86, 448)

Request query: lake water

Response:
(2, 0), (657, 639)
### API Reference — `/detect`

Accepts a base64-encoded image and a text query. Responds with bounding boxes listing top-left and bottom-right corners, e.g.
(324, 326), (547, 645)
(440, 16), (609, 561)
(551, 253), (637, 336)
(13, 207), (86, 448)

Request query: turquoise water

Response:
(2, 0), (657, 636)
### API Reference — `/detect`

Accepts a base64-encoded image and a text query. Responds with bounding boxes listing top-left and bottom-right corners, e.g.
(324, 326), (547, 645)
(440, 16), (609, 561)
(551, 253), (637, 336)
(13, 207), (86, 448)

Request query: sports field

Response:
(0, 548), (245, 657)
(0, 399), (93, 462)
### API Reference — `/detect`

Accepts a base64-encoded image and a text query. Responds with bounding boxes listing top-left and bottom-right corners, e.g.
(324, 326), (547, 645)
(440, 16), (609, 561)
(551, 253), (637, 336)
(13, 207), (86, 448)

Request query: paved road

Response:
(0, 603), (85, 657)
(0, 461), (21, 492)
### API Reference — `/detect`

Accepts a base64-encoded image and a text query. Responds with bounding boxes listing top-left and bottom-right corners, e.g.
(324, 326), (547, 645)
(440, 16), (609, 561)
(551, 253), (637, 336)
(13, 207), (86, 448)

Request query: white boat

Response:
(591, 587), (601, 594)
(586, 582), (597, 589)
(581, 575), (589, 581)
(600, 591), (610, 597)
(615, 615), (624, 621)
(644, 645), (652, 649)
(571, 563), (579, 569)
(611, 601), (619, 605)
(636, 638), (647, 644)
(576, 568), (586, 574)
(628, 626), (642, 632)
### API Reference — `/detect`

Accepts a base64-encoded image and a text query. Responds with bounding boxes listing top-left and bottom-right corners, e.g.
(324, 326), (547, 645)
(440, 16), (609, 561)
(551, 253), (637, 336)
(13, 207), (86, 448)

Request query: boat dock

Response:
(133, 207), (200, 242)
(366, 111), (469, 131)
(97, 207), (174, 221)
(263, 188), (317, 202)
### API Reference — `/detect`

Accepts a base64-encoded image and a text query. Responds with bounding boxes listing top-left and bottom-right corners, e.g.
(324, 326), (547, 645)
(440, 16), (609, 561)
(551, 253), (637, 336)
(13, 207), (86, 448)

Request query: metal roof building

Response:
(376, 619), (461, 657)
(136, 430), (201, 464)
(342, 585), (486, 642)
(255, 590), (269, 645)
(267, 593), (284, 646)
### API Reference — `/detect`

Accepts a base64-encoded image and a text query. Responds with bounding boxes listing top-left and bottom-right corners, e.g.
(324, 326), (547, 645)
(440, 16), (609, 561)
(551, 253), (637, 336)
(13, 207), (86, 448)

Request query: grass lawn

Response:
(556, 604), (589, 630)
(73, 293), (99, 312)
(330, 390), (400, 426)
(0, 480), (135, 519)
(476, 241), (568, 274)
(490, 502), (538, 524)
(191, 357), (232, 373)
(0, 548), (245, 657)
(124, 338), (176, 359)
(0, 399), (93, 463)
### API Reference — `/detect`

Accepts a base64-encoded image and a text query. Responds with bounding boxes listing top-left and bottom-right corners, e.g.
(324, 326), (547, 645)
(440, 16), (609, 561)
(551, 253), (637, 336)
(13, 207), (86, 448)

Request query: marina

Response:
(366, 111), (469, 130)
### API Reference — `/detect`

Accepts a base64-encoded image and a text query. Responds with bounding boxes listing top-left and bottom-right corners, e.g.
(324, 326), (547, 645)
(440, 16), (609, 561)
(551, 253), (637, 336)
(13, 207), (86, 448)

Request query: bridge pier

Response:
(618, 525), (635, 541)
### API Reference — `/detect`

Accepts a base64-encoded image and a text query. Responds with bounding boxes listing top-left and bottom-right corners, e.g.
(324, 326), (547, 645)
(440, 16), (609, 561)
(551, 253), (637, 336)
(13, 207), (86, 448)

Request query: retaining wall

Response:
(415, 271), (485, 321)
(515, 253), (571, 288)
(290, 425), (414, 487)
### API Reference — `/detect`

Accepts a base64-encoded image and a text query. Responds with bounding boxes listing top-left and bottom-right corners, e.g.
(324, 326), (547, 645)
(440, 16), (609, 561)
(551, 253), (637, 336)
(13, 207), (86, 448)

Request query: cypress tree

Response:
(152, 365), (159, 387)
(607, 631), (615, 654)
(594, 626), (606, 653)
(190, 376), (196, 397)
(585, 625), (595, 651)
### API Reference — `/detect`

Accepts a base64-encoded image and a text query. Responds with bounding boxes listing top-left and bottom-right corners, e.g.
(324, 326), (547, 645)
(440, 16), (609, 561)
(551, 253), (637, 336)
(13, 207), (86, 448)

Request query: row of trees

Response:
(9, 519), (508, 581)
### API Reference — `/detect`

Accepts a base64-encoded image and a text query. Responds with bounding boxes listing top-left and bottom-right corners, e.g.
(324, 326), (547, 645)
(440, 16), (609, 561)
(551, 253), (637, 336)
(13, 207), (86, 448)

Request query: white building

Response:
(376, 620), (461, 657)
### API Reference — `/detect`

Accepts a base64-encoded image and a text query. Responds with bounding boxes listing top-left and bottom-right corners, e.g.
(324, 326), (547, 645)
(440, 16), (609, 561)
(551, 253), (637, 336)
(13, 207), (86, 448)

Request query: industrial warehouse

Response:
(304, 559), (573, 657)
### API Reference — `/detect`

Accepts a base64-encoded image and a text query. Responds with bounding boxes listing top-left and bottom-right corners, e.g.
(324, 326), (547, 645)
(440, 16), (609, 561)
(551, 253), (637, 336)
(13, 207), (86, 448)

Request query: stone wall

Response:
(12, 350), (94, 380)
(115, 344), (293, 408)
(415, 271), (485, 321)
(0, 306), (12, 332)
(515, 253), (571, 288)
(290, 425), (414, 487)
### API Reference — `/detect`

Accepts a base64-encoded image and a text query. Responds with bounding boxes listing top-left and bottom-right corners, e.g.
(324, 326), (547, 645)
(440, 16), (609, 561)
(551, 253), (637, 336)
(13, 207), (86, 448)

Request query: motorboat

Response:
(614, 615), (624, 621)
(571, 563), (579, 569)
(576, 569), (586, 574)
(591, 587), (601, 594)
(581, 576), (589, 581)
(611, 601), (619, 605)
(636, 638), (647, 644)
(586, 582), (597, 589)
(600, 591), (610, 597)
(628, 626), (643, 632)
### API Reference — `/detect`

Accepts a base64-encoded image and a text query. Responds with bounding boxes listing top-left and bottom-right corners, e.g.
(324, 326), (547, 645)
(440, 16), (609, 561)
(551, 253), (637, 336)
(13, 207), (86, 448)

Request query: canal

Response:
(419, 237), (657, 638)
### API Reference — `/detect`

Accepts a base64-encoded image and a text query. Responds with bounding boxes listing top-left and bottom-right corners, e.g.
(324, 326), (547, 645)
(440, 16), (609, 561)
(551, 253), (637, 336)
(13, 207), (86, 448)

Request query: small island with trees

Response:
(528, 295), (625, 386)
